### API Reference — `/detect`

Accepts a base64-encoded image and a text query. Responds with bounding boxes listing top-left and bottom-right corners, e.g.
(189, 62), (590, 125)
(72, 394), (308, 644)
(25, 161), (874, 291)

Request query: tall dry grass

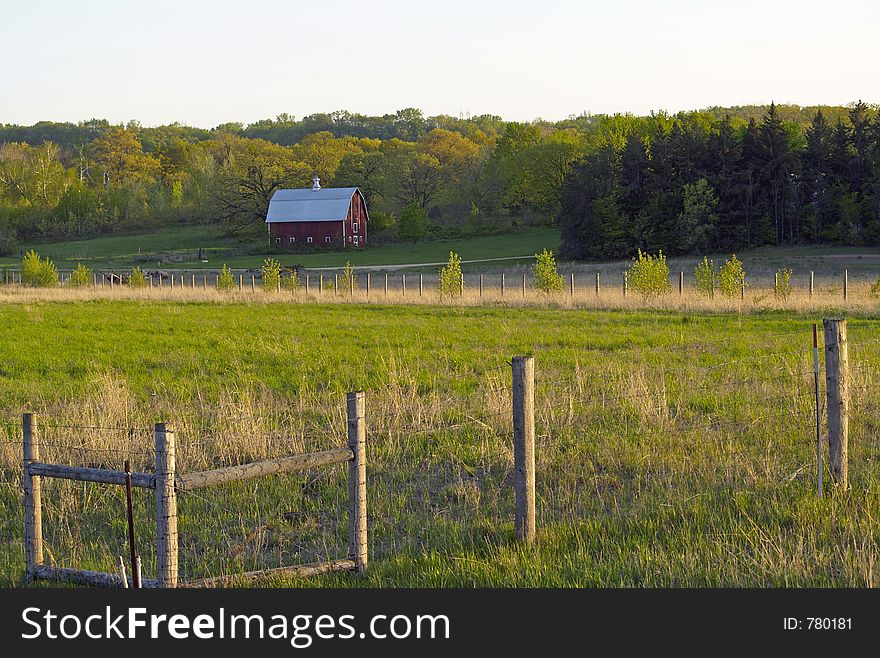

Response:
(0, 280), (876, 314)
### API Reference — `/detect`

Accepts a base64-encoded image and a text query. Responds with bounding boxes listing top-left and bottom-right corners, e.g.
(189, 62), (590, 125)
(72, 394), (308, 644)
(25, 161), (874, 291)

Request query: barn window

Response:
(325, 236), (331, 243)
(353, 222), (358, 234)
(353, 236), (359, 246)
(289, 236), (295, 243)
(275, 237), (281, 244)
(307, 237), (313, 244)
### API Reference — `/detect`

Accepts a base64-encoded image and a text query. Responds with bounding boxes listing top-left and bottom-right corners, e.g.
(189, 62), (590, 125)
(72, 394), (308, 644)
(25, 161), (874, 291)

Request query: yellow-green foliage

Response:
(262, 258), (281, 292)
(22, 250), (57, 287)
(281, 269), (301, 292)
(128, 267), (147, 288)
(67, 262), (92, 288)
(342, 260), (357, 294)
(719, 255), (746, 298)
(217, 264), (235, 292)
(438, 251), (463, 299)
(534, 248), (564, 293)
(694, 257), (716, 298)
(775, 268), (792, 300)
(627, 249), (671, 299)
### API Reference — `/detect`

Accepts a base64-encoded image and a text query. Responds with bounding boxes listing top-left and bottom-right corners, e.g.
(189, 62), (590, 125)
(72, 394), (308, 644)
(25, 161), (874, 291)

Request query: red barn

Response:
(265, 177), (368, 248)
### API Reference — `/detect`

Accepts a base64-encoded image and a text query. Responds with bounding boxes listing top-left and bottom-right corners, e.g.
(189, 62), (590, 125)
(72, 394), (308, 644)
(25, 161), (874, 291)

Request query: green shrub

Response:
(627, 249), (671, 299)
(128, 267), (147, 289)
(262, 258), (281, 292)
(342, 260), (357, 294)
(718, 255), (746, 298)
(774, 268), (792, 300)
(438, 251), (463, 300)
(67, 262), (92, 288)
(870, 275), (880, 298)
(22, 250), (58, 287)
(217, 264), (235, 292)
(694, 257), (716, 298)
(534, 248), (564, 293)
(281, 269), (301, 292)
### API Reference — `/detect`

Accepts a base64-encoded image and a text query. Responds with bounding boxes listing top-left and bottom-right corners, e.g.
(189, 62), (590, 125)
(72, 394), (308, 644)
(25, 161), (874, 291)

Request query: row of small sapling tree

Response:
(8, 248), (875, 302)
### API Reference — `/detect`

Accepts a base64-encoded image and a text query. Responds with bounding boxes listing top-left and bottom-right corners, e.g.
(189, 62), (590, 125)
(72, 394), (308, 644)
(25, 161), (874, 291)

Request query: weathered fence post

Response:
(570, 273), (575, 298)
(843, 269), (848, 301)
(154, 423), (178, 587)
(479, 273), (484, 297)
(305, 274), (310, 294)
(810, 271), (814, 298)
(149, 275), (153, 290)
(384, 272), (388, 296)
(501, 272), (505, 298)
(348, 272), (354, 296)
(334, 274), (338, 295)
(595, 272), (600, 296)
(402, 273), (406, 296)
(191, 274), (195, 289)
(512, 356), (536, 543)
(824, 318), (849, 490)
(319, 274), (323, 296)
(251, 274), (255, 292)
(679, 271), (683, 295)
(23, 413), (43, 582)
(203, 274), (206, 290)
(238, 274), (242, 292)
(623, 270), (628, 297)
(419, 273), (423, 297)
(460, 272), (464, 297)
(522, 272), (526, 297)
(346, 392), (368, 572)
(366, 272), (370, 298)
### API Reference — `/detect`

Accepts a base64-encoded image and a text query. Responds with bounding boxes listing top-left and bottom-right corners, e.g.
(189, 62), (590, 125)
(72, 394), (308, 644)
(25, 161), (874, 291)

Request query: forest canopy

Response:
(0, 102), (877, 257)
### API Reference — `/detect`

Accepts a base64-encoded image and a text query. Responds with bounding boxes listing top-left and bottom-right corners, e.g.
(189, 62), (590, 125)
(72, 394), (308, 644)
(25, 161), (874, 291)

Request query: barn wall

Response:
(343, 190), (367, 247)
(270, 221), (343, 247)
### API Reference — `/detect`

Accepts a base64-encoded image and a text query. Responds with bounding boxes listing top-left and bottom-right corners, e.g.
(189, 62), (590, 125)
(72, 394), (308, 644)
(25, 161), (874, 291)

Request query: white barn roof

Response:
(266, 187), (359, 223)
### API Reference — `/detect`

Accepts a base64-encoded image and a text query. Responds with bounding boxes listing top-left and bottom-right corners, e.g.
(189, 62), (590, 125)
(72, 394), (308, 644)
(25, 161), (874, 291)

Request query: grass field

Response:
(1, 226), (560, 271)
(2, 298), (880, 588)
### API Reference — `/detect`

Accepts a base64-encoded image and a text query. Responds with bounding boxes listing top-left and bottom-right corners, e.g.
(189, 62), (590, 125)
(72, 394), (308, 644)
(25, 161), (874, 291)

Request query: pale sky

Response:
(2, 0), (878, 128)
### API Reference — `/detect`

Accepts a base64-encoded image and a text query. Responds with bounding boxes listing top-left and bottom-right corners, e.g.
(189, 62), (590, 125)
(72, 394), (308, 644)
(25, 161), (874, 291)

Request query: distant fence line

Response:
(0, 267), (873, 302)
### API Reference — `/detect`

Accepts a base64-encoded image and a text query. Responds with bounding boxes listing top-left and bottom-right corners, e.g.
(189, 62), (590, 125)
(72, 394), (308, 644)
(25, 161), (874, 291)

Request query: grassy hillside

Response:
(2, 226), (560, 270)
(2, 299), (879, 587)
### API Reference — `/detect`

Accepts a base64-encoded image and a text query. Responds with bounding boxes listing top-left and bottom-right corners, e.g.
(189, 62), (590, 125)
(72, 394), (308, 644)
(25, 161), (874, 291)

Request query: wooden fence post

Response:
(570, 273), (575, 298)
(347, 392), (368, 572)
(251, 274), (255, 292)
(479, 273), (484, 297)
(334, 274), (338, 295)
(522, 272), (526, 297)
(679, 271), (683, 295)
(843, 269), (848, 301)
(823, 319), (849, 489)
(384, 273), (388, 296)
(460, 272), (464, 297)
(366, 272), (370, 298)
(23, 413), (43, 582)
(623, 271), (628, 297)
(810, 271), (814, 298)
(512, 356), (536, 543)
(595, 272), (600, 296)
(501, 272), (505, 298)
(305, 274), (310, 294)
(238, 274), (242, 292)
(155, 423), (178, 587)
(419, 273), (423, 297)
(402, 274), (406, 296)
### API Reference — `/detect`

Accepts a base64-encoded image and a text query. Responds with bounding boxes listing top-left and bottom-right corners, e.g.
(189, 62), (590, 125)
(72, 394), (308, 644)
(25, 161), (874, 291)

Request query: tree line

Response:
(559, 102), (880, 259)
(0, 103), (876, 257)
